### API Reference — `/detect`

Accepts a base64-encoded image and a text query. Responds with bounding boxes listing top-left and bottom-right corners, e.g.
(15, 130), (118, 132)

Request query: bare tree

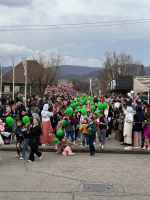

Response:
(99, 50), (145, 93)
(71, 78), (90, 94)
(30, 51), (63, 94)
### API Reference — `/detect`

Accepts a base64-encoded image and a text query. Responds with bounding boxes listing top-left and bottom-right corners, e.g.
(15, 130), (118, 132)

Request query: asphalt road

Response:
(0, 152), (149, 200)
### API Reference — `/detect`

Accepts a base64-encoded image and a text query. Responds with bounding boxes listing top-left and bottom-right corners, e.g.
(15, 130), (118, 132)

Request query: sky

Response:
(0, 0), (150, 68)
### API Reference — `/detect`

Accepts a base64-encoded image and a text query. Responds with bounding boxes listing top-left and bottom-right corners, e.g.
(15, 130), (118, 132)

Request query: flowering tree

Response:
(44, 79), (77, 95)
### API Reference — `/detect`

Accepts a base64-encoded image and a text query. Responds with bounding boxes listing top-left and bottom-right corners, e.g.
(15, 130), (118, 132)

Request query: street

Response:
(0, 152), (149, 200)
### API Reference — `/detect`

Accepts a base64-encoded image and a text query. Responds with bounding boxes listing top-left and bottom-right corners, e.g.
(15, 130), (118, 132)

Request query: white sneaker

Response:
(142, 147), (146, 150)
(42, 144), (46, 146)
(124, 146), (132, 150)
(99, 143), (102, 148)
(79, 138), (81, 141)
(20, 157), (25, 160)
(80, 143), (82, 145)
(28, 160), (33, 163)
(73, 141), (76, 144)
(102, 145), (105, 149)
(106, 137), (108, 140)
(39, 153), (43, 160)
(15, 154), (20, 158)
(137, 146), (141, 149)
(87, 145), (89, 148)
(93, 142), (96, 145)
(147, 147), (150, 150)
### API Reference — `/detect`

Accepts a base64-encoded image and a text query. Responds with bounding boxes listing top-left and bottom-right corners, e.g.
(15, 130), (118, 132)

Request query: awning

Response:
(133, 76), (150, 93)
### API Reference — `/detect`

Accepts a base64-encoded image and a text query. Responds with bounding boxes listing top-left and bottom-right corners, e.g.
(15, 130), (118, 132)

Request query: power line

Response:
(0, 19), (150, 31)
(0, 18), (150, 27)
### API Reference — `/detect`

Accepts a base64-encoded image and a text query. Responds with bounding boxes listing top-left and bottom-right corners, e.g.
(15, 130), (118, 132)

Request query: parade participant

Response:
(98, 111), (108, 149)
(13, 120), (24, 158)
(133, 105), (144, 149)
(80, 118), (89, 148)
(142, 118), (150, 150)
(32, 108), (40, 121)
(56, 137), (79, 156)
(2, 107), (12, 144)
(20, 122), (31, 160)
(28, 118), (43, 162)
(72, 112), (79, 142)
(40, 104), (54, 146)
(64, 115), (75, 143)
(123, 107), (134, 150)
(86, 117), (97, 156)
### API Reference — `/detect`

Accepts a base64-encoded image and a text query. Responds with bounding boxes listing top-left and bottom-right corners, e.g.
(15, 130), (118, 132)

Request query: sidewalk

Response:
(0, 134), (149, 154)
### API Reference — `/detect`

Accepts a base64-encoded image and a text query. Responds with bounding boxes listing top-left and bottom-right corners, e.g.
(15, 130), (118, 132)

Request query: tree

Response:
(71, 78), (90, 94)
(30, 51), (63, 94)
(44, 79), (77, 95)
(99, 50), (145, 93)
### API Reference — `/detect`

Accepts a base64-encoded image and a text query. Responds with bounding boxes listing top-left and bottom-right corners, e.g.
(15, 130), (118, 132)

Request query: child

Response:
(13, 120), (24, 158)
(56, 137), (79, 156)
(11, 104), (17, 143)
(20, 122), (31, 160)
(143, 118), (150, 150)
(0, 119), (5, 135)
(98, 111), (108, 149)
(80, 118), (89, 148)
(86, 117), (97, 156)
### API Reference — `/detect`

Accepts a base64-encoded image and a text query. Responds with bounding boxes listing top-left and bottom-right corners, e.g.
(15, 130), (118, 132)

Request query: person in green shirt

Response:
(86, 117), (97, 156)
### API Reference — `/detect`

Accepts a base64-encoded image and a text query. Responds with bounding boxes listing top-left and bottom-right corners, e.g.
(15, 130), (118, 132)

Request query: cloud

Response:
(63, 56), (102, 67)
(0, 0), (33, 7)
(109, 40), (118, 43)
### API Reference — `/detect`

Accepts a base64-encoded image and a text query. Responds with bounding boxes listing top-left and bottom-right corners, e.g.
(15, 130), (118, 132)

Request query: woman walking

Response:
(28, 118), (43, 162)
(40, 104), (54, 146)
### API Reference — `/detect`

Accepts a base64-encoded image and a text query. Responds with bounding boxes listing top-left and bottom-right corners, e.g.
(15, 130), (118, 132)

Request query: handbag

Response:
(0, 135), (4, 146)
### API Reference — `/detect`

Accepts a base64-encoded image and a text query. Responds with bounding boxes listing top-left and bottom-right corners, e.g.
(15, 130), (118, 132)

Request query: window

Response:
(4, 86), (10, 93)
(15, 86), (20, 93)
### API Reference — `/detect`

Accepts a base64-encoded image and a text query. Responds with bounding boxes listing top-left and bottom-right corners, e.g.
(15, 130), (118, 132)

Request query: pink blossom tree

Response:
(44, 79), (77, 95)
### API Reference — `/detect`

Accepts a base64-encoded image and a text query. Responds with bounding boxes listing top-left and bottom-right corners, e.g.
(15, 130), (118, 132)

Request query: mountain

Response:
(60, 65), (99, 76)
(145, 66), (150, 75)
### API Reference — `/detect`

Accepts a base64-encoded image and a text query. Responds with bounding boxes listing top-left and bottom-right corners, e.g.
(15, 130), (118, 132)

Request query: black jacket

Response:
(28, 125), (42, 150)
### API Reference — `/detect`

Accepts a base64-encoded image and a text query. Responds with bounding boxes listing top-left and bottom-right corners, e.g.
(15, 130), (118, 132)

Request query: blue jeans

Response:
(82, 134), (89, 146)
(78, 130), (81, 139)
(89, 137), (95, 155)
(66, 131), (74, 142)
(22, 139), (31, 158)
(98, 130), (106, 145)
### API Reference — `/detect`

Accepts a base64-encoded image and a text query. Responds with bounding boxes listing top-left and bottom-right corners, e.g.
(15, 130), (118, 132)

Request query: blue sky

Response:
(0, 0), (150, 67)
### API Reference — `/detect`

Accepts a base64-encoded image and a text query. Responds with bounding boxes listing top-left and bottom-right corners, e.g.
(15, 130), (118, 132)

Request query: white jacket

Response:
(41, 110), (53, 122)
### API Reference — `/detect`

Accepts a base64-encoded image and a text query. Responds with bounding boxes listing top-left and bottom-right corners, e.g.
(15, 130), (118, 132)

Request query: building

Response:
(2, 60), (45, 96)
(107, 75), (133, 96)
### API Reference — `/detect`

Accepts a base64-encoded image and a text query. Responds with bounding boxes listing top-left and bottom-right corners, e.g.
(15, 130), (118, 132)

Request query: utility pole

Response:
(89, 78), (92, 97)
(11, 57), (15, 101)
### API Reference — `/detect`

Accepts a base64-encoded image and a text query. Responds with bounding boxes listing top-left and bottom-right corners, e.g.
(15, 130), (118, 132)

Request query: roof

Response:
(134, 76), (150, 92)
(2, 60), (44, 85)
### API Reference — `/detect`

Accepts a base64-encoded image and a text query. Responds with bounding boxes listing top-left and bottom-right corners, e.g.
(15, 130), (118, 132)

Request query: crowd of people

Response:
(0, 92), (150, 161)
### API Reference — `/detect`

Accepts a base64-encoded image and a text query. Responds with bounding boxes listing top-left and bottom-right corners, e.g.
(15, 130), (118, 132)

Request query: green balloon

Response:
(81, 109), (87, 116)
(76, 102), (79, 106)
(103, 102), (108, 109)
(22, 116), (30, 124)
(80, 100), (84, 104)
(66, 108), (72, 115)
(82, 105), (86, 108)
(73, 103), (76, 107)
(91, 102), (94, 106)
(70, 100), (74, 104)
(77, 98), (80, 102)
(91, 105), (96, 111)
(78, 109), (81, 112)
(56, 130), (63, 136)
(98, 98), (100, 101)
(96, 110), (100, 117)
(76, 94), (79, 98)
(88, 96), (92, 100)
(98, 103), (103, 110)
(6, 117), (14, 126)
(53, 138), (59, 143)
(62, 120), (66, 126)
(77, 106), (81, 110)
(70, 108), (73, 114)
(70, 104), (74, 108)
(83, 94), (86, 98)
(84, 98), (87, 102)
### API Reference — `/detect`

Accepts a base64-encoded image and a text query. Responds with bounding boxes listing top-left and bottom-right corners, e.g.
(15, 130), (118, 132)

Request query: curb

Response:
(1, 147), (150, 154)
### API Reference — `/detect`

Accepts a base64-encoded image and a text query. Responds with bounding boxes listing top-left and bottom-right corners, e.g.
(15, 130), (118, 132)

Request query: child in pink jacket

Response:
(143, 119), (150, 150)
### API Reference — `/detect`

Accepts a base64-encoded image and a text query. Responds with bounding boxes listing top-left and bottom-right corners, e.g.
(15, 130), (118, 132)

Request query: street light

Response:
(21, 57), (27, 104)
